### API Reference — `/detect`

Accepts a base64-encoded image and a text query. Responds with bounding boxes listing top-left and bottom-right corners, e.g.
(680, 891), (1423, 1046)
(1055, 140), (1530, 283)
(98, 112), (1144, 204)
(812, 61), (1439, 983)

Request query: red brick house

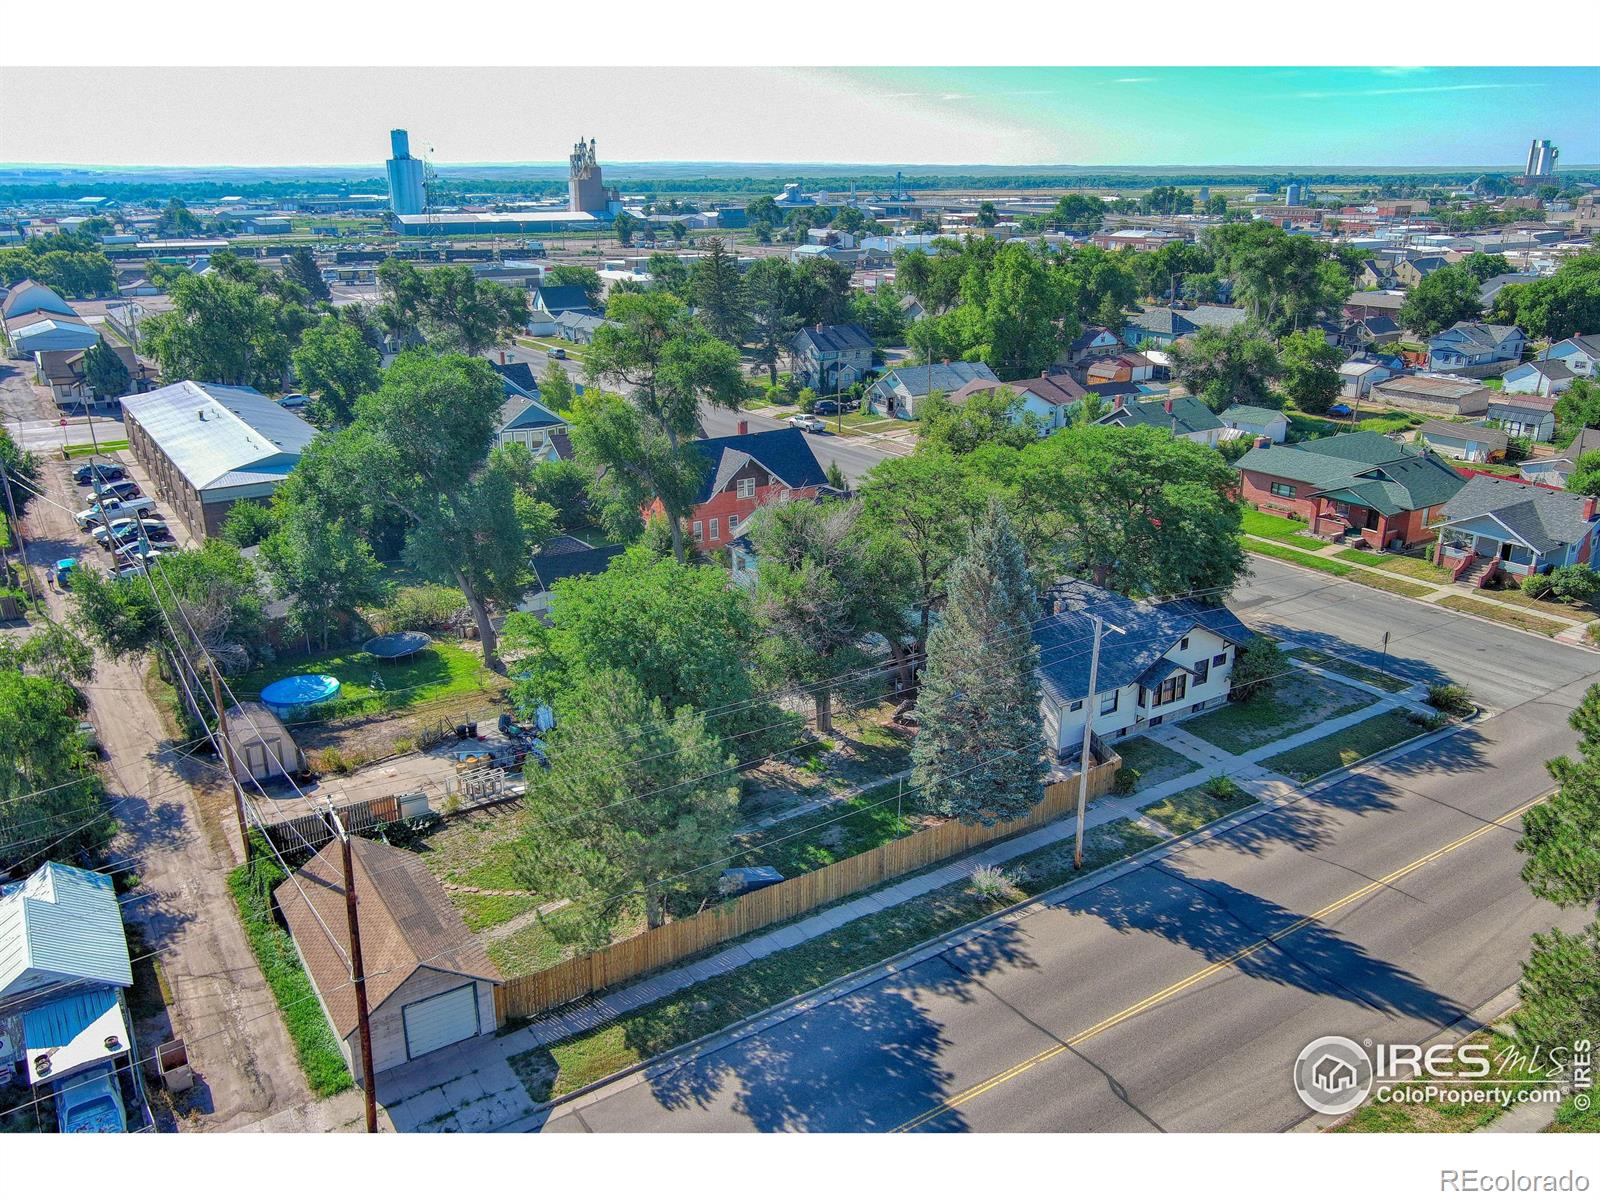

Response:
(648, 424), (831, 553)
(1235, 431), (1466, 548)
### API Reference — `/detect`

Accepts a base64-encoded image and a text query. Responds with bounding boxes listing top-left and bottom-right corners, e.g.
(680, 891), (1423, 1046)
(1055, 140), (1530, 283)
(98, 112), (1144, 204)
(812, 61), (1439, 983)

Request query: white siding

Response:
(349, 967), (498, 1077)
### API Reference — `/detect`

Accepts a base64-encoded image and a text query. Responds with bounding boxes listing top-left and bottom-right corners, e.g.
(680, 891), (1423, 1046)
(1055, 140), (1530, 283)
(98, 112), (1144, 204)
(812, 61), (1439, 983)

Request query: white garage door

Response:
(402, 983), (481, 1060)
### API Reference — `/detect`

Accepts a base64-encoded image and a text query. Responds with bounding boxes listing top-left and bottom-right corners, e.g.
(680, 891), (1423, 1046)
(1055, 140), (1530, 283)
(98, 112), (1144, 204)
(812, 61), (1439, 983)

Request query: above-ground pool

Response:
(363, 631), (433, 661)
(259, 674), (341, 720)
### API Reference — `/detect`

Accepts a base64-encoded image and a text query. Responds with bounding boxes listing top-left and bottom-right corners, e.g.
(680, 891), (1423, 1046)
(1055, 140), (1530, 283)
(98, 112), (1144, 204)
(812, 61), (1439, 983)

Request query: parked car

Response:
(71, 461), (126, 487)
(112, 545), (165, 569)
(53, 557), (80, 588)
(813, 399), (841, 415)
(76, 495), (157, 529)
(789, 414), (825, 433)
(85, 478), (141, 503)
(277, 392), (308, 410)
(77, 721), (103, 758)
(52, 1064), (127, 1133)
(549, 347), (567, 360)
(96, 518), (171, 548)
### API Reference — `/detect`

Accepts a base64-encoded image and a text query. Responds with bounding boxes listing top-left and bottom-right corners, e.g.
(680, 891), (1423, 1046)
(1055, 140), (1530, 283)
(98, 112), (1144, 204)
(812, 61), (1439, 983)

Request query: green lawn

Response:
(488, 918), (574, 976)
(508, 819), (1164, 1104)
(456, 893), (541, 933)
(1347, 570), (1436, 599)
(1241, 509), (1324, 550)
(1141, 778), (1256, 835)
(1290, 648), (1411, 694)
(1436, 595), (1568, 637)
(1183, 673), (1372, 756)
(1261, 709), (1425, 782)
(1481, 585), (1598, 622)
(1245, 539), (1352, 577)
(232, 642), (500, 722)
(732, 780), (917, 878)
(1114, 735), (1202, 792)
(1333, 548), (1451, 584)
(419, 806), (534, 894)
(63, 439), (130, 458)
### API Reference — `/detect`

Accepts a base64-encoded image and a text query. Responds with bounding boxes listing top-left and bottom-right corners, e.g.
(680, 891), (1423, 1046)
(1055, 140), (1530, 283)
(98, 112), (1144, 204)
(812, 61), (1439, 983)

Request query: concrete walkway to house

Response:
(1244, 534), (1594, 639)
(239, 657), (1456, 1134)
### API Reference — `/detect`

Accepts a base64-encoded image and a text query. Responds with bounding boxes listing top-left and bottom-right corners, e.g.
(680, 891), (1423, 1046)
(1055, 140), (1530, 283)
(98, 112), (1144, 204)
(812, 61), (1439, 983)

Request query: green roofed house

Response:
(1218, 404), (1289, 444)
(1094, 393), (1225, 447)
(1236, 430), (1465, 548)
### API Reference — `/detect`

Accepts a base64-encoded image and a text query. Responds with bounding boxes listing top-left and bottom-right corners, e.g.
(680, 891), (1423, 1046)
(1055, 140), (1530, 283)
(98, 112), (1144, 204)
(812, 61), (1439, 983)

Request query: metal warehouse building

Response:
(121, 380), (316, 540)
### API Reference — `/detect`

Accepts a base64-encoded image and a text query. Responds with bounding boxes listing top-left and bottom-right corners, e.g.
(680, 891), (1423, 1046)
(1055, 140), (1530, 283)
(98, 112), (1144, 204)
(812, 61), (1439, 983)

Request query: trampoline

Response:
(363, 631), (433, 661)
(259, 674), (341, 720)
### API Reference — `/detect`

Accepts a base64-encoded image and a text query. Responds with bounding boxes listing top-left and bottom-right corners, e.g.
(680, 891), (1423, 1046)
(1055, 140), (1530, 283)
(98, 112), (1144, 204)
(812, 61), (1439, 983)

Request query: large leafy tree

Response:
(1204, 221), (1351, 333)
(82, 341), (130, 400)
(260, 512), (382, 651)
(746, 498), (912, 733)
(976, 242), (1068, 378)
(1514, 684), (1600, 1079)
(1013, 424), (1246, 597)
(415, 266), (529, 354)
(1554, 379), (1600, 448)
(502, 548), (770, 742)
(1490, 253), (1600, 340)
(918, 387), (1043, 455)
(1278, 328), (1346, 415)
(580, 292), (744, 561)
(513, 669), (738, 945)
(1398, 264), (1483, 336)
(291, 314), (382, 426)
(285, 352), (552, 669)
(911, 499), (1044, 826)
(141, 270), (302, 389)
(543, 265), (603, 308)
(1168, 324), (1281, 411)
(0, 670), (109, 872)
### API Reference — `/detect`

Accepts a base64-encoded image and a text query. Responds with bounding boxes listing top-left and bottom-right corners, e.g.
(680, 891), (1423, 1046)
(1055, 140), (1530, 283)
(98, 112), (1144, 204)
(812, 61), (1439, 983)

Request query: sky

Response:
(1, 66), (1594, 169)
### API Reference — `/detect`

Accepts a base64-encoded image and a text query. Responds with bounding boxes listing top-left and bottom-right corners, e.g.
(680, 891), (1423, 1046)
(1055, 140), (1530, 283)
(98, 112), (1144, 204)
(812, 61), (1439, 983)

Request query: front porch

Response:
(1307, 493), (1396, 548)
(1434, 529), (1541, 584)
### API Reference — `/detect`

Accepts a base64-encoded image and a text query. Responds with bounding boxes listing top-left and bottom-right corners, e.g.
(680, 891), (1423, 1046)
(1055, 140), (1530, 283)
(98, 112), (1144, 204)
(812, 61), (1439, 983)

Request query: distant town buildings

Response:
(1524, 137), (1559, 181)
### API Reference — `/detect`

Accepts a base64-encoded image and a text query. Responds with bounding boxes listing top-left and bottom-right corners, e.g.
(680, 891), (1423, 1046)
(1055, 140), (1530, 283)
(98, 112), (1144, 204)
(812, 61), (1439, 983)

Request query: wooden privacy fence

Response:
(257, 793), (400, 858)
(495, 756), (1119, 1023)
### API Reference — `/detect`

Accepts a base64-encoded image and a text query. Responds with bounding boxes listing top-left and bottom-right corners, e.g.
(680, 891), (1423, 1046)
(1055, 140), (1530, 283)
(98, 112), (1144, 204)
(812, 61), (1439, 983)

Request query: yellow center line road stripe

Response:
(892, 797), (1544, 1132)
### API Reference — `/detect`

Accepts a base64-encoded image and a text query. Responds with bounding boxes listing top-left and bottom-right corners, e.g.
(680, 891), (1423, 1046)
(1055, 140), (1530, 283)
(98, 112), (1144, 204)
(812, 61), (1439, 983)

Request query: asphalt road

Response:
(534, 560), (1598, 1133)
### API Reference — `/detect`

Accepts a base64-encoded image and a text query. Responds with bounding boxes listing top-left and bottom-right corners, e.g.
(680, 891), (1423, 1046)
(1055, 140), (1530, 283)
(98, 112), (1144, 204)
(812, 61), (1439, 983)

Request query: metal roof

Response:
(0, 863), (133, 1003)
(121, 381), (316, 494)
(21, 987), (130, 1085)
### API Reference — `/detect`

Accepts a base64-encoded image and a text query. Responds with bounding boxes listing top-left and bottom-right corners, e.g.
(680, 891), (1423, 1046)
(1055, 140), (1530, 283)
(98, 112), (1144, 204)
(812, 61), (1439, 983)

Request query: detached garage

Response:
(274, 838), (502, 1081)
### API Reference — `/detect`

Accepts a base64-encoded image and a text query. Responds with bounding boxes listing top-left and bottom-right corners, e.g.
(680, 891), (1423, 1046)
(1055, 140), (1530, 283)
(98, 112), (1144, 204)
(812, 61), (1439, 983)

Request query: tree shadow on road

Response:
(1064, 863), (1464, 1027)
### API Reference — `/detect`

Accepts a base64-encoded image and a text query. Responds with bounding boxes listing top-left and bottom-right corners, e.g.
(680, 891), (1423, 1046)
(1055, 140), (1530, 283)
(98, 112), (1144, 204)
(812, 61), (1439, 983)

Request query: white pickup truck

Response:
(75, 495), (157, 530)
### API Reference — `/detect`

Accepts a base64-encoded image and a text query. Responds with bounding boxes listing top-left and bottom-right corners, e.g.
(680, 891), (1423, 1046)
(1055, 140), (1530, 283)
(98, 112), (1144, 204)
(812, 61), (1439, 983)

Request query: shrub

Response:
(1112, 765), (1143, 796)
(797, 387), (818, 414)
(375, 584), (467, 633)
(1203, 774), (1241, 803)
(1425, 683), (1473, 717)
(1520, 573), (1555, 599)
(968, 864), (1017, 899)
(1547, 565), (1600, 604)
(526, 459), (592, 530)
(1229, 637), (1289, 701)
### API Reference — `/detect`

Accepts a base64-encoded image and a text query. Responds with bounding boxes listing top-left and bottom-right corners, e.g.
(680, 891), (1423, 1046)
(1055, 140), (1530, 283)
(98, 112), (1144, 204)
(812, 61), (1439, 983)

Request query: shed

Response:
(1218, 404), (1289, 444)
(221, 701), (306, 784)
(274, 839), (502, 1080)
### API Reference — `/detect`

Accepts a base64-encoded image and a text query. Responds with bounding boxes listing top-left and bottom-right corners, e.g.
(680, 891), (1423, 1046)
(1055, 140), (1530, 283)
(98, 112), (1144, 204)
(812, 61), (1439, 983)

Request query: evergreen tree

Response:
(283, 245), (331, 302)
(691, 238), (747, 345)
(911, 498), (1044, 825)
(1514, 682), (1600, 1079)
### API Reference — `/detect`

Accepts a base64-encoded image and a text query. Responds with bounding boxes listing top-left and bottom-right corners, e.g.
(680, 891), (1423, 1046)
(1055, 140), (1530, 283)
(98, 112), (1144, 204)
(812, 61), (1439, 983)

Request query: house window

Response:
(692, 520), (703, 541)
(709, 518), (720, 542)
(1069, 700), (1083, 712)
(736, 478), (756, 500)
(1270, 482), (1297, 499)
(1099, 690), (1119, 715)
(1193, 659), (1209, 685)
(1212, 652), (1227, 667)
(1153, 674), (1188, 708)
(1179, 636), (1190, 650)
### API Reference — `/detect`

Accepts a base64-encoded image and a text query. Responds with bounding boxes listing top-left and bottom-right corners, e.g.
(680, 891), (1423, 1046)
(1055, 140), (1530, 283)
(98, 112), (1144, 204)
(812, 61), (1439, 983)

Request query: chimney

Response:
(500, 350), (506, 364)
(1253, 435), (1271, 449)
(737, 419), (749, 436)
(1113, 394), (1125, 411)
(1585, 495), (1598, 521)
(1163, 397), (1173, 414)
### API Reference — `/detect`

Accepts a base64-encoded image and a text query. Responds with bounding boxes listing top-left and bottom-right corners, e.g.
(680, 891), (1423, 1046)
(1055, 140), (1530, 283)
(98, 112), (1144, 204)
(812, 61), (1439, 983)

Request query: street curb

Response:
(502, 708), (1487, 1130)
(1245, 547), (1600, 657)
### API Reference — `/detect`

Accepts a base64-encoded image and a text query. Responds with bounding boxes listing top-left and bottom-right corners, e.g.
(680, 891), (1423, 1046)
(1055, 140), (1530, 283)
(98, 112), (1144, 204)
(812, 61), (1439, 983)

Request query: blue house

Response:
(489, 360), (574, 459)
(0, 862), (146, 1131)
(1434, 475), (1600, 585)
(1427, 322), (1525, 373)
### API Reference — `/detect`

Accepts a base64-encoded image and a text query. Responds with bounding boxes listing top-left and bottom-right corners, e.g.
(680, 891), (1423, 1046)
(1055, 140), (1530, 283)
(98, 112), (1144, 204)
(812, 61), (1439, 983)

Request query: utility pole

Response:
(0, 457), (39, 607)
(1075, 614), (1126, 870)
(207, 659), (251, 860)
(334, 812), (379, 1134)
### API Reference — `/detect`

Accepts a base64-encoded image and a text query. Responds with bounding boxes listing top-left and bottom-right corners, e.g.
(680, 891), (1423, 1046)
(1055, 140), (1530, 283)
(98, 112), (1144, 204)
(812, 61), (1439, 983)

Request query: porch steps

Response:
(1457, 558), (1498, 588)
